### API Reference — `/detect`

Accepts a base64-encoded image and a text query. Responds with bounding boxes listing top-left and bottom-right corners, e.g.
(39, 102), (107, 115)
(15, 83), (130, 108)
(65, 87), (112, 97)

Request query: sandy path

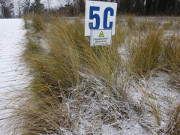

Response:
(0, 19), (29, 134)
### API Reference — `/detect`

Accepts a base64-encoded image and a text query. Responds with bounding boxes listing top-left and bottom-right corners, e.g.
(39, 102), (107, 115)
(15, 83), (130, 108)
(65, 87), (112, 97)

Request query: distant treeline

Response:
(1, 0), (179, 18)
(116, 0), (180, 16)
(58, 0), (180, 16)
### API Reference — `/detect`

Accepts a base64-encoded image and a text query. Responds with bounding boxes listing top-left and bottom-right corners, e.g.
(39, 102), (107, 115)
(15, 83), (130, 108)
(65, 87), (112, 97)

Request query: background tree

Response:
(145, 0), (153, 15)
(0, 0), (14, 18)
(58, 0), (74, 15)
(117, 0), (135, 14)
(46, 0), (52, 12)
(77, 0), (85, 13)
(21, 0), (31, 14)
(64, 0), (72, 6)
(134, 0), (145, 15)
(17, 0), (23, 17)
(30, 0), (45, 13)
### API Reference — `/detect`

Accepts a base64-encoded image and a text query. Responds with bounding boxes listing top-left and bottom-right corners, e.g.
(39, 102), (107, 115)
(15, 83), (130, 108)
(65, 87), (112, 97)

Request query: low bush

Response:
(128, 30), (164, 76)
(137, 20), (158, 32)
(23, 14), (32, 29)
(164, 35), (180, 71)
(167, 105), (180, 135)
(127, 15), (136, 29)
(32, 14), (44, 32)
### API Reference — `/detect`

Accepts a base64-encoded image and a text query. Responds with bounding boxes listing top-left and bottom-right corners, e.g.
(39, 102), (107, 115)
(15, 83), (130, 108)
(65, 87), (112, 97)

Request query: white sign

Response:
(85, 1), (117, 36)
(90, 29), (112, 46)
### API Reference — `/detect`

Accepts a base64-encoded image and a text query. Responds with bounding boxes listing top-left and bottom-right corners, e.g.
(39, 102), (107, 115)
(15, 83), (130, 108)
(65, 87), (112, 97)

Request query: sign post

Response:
(85, 0), (117, 58)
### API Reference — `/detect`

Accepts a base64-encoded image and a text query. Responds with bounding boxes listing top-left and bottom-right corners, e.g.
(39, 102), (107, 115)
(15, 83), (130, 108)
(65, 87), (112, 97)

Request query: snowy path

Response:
(0, 19), (29, 134)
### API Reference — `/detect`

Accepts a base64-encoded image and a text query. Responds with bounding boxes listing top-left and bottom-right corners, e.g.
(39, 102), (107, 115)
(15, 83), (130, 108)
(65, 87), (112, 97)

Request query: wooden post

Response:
(97, 46), (101, 60)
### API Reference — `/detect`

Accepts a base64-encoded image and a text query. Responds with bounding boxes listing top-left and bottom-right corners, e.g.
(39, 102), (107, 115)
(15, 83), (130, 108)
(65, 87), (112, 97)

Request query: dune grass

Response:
(9, 15), (180, 134)
(10, 82), (73, 134)
(43, 18), (123, 88)
(32, 14), (45, 33)
(128, 29), (164, 76)
(9, 16), (125, 134)
(167, 105), (180, 135)
(23, 14), (32, 29)
(164, 35), (180, 72)
(127, 15), (136, 29)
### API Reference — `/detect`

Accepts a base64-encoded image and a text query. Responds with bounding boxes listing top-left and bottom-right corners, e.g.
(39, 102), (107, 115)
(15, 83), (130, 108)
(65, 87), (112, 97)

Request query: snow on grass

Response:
(4, 16), (179, 134)
(126, 71), (180, 134)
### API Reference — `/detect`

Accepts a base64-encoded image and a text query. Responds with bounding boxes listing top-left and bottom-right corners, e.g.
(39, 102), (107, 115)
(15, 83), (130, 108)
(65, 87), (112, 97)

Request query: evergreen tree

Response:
(30, 0), (44, 13)
(134, 0), (145, 15)
(79, 0), (85, 13)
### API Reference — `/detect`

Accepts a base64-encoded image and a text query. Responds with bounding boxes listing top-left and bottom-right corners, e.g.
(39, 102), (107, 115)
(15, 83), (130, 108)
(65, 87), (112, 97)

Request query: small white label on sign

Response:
(90, 29), (112, 46)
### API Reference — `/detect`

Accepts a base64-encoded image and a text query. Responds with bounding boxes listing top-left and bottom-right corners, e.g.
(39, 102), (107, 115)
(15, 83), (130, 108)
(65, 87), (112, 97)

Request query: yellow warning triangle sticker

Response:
(99, 31), (104, 37)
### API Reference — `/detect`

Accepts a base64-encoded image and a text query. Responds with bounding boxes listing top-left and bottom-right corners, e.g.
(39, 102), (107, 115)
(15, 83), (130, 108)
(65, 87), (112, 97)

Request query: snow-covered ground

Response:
(0, 19), (29, 134)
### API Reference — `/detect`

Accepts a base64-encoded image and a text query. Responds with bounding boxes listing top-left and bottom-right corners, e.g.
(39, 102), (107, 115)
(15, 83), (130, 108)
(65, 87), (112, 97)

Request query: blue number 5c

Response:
(89, 6), (100, 29)
(103, 7), (114, 29)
